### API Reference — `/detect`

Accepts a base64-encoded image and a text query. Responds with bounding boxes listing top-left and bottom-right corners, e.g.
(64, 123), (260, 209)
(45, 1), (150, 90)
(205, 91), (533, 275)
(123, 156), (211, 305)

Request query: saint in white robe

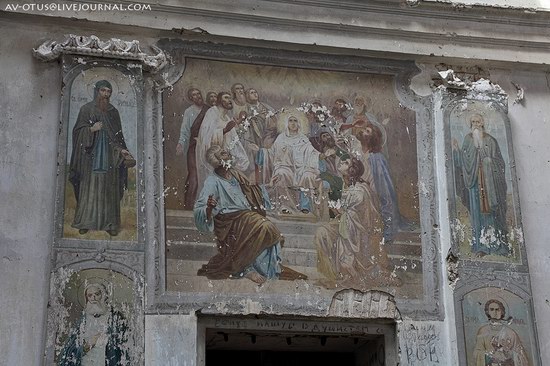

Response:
(196, 106), (250, 189)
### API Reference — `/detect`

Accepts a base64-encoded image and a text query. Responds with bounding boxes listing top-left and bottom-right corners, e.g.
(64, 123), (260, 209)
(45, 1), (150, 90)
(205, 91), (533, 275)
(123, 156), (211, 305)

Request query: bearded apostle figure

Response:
(194, 145), (306, 284)
(315, 156), (401, 289)
(454, 114), (509, 256)
(196, 91), (251, 192)
(68, 80), (134, 237)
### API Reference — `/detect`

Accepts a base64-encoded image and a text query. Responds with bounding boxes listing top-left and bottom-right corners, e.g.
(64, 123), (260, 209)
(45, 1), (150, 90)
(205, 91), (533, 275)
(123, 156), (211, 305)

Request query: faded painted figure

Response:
(194, 145), (305, 284)
(259, 112), (334, 214)
(69, 80), (134, 236)
(315, 156), (400, 289)
(454, 114), (508, 256)
(473, 299), (529, 366)
(196, 92), (250, 192)
(350, 118), (410, 243)
(58, 283), (128, 366)
(176, 88), (210, 209)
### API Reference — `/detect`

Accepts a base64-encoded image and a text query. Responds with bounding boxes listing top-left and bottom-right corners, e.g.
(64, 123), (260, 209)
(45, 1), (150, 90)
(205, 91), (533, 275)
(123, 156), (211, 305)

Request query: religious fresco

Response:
(462, 287), (537, 366)
(51, 269), (143, 365)
(448, 100), (522, 261)
(62, 67), (138, 241)
(162, 58), (422, 298)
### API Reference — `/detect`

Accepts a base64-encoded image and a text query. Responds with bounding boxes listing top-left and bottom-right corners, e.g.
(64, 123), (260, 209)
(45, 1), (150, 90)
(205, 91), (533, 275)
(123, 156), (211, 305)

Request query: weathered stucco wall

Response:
(0, 22), (60, 366)
(491, 69), (550, 356)
(1, 3), (550, 364)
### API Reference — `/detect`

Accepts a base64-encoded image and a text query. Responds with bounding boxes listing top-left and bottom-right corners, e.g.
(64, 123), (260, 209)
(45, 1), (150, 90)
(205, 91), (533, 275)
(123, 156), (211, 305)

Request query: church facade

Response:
(1, 1), (550, 365)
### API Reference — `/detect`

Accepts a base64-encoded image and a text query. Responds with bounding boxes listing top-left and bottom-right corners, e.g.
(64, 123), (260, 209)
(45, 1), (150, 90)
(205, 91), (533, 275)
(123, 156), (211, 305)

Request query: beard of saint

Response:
(85, 300), (108, 317)
(321, 136), (336, 150)
(97, 95), (110, 112)
(234, 92), (246, 105)
(473, 127), (484, 148)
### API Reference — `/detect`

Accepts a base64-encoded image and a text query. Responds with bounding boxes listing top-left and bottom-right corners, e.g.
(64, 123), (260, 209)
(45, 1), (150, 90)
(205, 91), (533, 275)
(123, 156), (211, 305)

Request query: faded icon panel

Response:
(162, 58), (423, 299)
(53, 269), (143, 365)
(462, 287), (537, 366)
(449, 100), (522, 262)
(62, 67), (138, 241)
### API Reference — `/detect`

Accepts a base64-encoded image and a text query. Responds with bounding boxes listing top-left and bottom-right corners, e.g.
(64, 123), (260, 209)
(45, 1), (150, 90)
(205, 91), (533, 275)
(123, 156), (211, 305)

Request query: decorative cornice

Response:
(32, 34), (167, 72)
(168, 6), (550, 51)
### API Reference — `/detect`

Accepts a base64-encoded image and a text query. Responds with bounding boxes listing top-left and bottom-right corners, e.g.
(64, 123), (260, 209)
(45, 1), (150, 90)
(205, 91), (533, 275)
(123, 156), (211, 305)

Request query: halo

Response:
(351, 94), (373, 109)
(277, 108), (309, 134)
(87, 78), (120, 101)
(76, 277), (113, 308)
(370, 118), (388, 148)
(349, 116), (388, 148)
(466, 112), (485, 124)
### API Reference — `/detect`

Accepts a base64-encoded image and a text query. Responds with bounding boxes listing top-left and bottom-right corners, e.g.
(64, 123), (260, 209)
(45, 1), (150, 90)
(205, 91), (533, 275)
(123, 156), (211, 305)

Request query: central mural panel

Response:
(162, 58), (422, 299)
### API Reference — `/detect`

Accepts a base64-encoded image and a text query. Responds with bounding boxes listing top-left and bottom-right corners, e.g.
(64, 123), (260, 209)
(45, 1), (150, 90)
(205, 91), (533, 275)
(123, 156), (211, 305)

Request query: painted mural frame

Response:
(53, 56), (146, 254)
(442, 92), (529, 270)
(439, 89), (540, 365)
(44, 261), (145, 365)
(143, 40), (442, 319)
(45, 48), (150, 366)
(454, 282), (541, 366)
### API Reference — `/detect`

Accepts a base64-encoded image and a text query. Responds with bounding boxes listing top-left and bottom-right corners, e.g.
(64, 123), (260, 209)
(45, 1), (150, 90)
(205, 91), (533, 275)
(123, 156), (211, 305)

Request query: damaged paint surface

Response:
(420, 0), (550, 11)
(462, 287), (538, 365)
(46, 268), (144, 365)
(444, 79), (523, 261)
(161, 53), (427, 307)
(436, 73), (541, 365)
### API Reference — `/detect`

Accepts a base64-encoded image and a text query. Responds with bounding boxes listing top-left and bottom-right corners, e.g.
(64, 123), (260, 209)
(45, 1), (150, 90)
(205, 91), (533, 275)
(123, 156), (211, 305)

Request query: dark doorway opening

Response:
(205, 329), (385, 366)
(207, 350), (354, 366)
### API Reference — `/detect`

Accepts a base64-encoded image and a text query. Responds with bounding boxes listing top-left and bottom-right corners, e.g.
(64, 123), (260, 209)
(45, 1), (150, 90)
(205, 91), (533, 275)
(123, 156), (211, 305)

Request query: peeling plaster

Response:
(420, 0), (549, 12)
(445, 249), (459, 289)
(511, 82), (525, 105)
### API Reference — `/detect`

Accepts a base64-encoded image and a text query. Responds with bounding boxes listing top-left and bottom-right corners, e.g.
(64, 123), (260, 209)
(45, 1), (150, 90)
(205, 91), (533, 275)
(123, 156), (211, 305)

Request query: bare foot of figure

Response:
(245, 271), (266, 285)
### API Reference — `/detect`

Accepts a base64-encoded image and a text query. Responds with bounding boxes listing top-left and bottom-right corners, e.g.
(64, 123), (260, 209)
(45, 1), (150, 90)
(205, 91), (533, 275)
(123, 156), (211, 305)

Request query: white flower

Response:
(221, 159), (233, 170)
(328, 199), (342, 209)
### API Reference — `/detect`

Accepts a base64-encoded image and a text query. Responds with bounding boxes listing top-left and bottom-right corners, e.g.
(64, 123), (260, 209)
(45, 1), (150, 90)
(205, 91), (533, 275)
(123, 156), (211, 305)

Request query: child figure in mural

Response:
(315, 155), (401, 290)
(57, 282), (128, 366)
(473, 299), (529, 366)
(453, 114), (509, 256)
(69, 80), (135, 237)
(194, 145), (306, 284)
